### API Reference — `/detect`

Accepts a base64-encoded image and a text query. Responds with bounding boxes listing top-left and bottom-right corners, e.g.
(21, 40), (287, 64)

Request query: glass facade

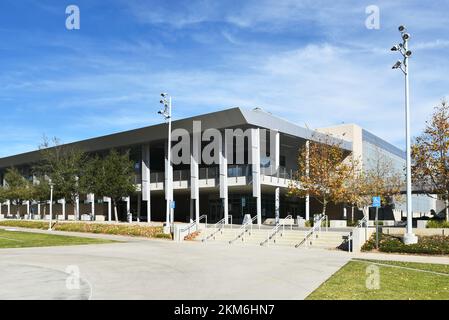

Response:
(362, 129), (405, 174)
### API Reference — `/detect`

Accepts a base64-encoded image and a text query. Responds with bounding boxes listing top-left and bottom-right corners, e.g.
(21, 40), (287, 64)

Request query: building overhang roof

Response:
(0, 107), (352, 168)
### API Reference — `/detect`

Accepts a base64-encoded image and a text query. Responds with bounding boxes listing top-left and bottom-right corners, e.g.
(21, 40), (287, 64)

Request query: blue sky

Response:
(1, 0), (448, 157)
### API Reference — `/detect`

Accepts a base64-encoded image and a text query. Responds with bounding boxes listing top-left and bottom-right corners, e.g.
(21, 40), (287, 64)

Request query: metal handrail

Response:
(202, 215), (233, 242)
(178, 214), (208, 241)
(260, 215), (293, 246)
(195, 214), (208, 228)
(229, 215), (257, 244)
(295, 214), (327, 248)
(347, 215), (368, 252)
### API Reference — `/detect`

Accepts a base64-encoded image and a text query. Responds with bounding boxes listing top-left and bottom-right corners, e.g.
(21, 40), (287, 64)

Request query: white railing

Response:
(229, 215), (257, 244)
(295, 214), (327, 248)
(260, 215), (293, 246)
(177, 214), (207, 241)
(347, 215), (368, 252)
(202, 215), (233, 242)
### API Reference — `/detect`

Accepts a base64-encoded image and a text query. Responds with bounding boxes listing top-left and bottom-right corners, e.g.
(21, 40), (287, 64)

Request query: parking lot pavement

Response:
(0, 240), (351, 300)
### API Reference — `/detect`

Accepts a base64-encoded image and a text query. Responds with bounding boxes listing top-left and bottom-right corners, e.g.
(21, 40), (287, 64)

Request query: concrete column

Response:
(305, 140), (310, 221)
(7, 200), (10, 216)
(141, 144), (151, 223)
(126, 196), (131, 223)
(251, 128), (262, 225)
(220, 131), (229, 224)
(75, 195), (80, 220)
(272, 129), (280, 175)
(37, 203), (41, 218)
(275, 187), (280, 224)
(137, 193), (141, 222)
(103, 197), (112, 222)
(89, 194), (95, 220)
(26, 201), (30, 217)
(61, 199), (66, 220)
(191, 121), (200, 223)
(108, 198), (112, 222)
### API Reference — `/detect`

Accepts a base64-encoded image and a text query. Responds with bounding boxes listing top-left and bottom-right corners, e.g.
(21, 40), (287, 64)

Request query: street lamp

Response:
(48, 179), (54, 231)
(391, 25), (418, 244)
(159, 93), (173, 234)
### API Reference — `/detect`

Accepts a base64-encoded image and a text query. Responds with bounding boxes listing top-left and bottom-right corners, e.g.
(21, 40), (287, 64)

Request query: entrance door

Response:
(209, 200), (223, 223)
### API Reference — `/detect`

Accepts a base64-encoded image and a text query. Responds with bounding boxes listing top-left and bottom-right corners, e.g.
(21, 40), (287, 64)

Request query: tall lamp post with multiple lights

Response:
(391, 25), (418, 244)
(159, 93), (173, 234)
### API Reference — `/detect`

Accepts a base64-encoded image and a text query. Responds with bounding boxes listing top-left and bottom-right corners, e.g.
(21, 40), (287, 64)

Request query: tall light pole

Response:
(48, 180), (54, 231)
(159, 93), (173, 234)
(391, 25), (418, 244)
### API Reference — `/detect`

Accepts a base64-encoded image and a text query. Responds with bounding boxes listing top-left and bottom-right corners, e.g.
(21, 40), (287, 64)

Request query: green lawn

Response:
(0, 229), (115, 249)
(307, 259), (449, 300)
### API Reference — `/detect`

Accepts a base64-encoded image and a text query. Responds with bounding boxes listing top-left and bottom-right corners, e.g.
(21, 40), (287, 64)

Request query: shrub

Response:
(347, 220), (358, 227)
(427, 220), (449, 229)
(362, 232), (449, 255)
(0, 220), (171, 239)
(0, 220), (48, 229)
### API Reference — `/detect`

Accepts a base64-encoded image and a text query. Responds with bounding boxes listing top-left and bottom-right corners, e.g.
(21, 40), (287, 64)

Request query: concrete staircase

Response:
(196, 226), (350, 250)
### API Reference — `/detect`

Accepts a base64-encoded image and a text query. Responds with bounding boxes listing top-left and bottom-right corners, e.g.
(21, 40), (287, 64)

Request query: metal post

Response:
(48, 182), (53, 231)
(168, 98), (172, 230)
(305, 140), (310, 221)
(403, 38), (416, 244)
(392, 26), (417, 245)
(160, 93), (173, 234)
(376, 206), (379, 249)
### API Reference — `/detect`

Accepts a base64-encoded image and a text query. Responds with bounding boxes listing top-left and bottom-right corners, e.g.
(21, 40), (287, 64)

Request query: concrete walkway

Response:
(353, 251), (449, 265)
(0, 235), (351, 300)
(2, 227), (448, 300)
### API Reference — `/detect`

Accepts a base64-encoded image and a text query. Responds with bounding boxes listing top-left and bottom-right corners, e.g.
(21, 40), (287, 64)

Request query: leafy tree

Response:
(340, 161), (368, 221)
(288, 133), (355, 216)
(289, 133), (404, 221)
(84, 149), (136, 222)
(30, 177), (51, 217)
(364, 153), (404, 207)
(0, 184), (6, 204)
(33, 137), (87, 220)
(352, 151), (404, 220)
(3, 168), (32, 217)
(412, 101), (449, 221)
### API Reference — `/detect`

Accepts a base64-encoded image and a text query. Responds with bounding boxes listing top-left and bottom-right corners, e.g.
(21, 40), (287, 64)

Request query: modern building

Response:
(0, 107), (437, 224)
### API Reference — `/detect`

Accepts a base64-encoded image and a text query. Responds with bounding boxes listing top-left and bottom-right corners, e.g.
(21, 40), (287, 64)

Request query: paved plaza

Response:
(0, 233), (351, 300)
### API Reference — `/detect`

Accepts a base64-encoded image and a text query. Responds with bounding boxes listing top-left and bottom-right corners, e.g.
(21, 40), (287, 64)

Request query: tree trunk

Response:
(16, 202), (20, 218)
(322, 198), (327, 216)
(444, 199), (449, 222)
(351, 206), (354, 222)
(114, 202), (119, 222)
(444, 192), (449, 222)
(74, 201), (78, 221)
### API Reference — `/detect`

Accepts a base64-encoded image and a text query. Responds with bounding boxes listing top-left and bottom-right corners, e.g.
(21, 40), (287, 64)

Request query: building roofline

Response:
(0, 106), (352, 168)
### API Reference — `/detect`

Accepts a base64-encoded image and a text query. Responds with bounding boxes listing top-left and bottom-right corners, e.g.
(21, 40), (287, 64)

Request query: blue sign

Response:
(372, 196), (381, 208)
(170, 201), (176, 209)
